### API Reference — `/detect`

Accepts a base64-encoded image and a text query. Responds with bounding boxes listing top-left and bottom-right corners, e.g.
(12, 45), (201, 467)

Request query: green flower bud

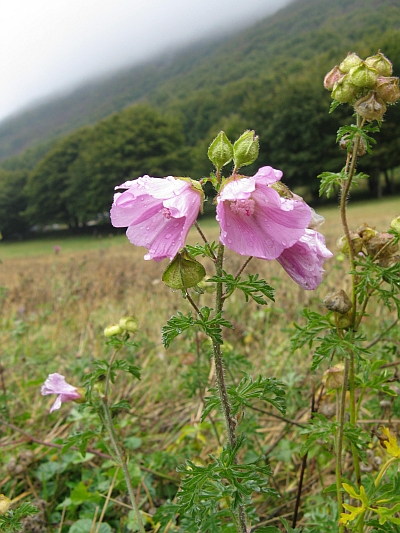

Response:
(356, 223), (378, 241)
(348, 62), (378, 88)
(73, 388), (87, 404)
(331, 76), (359, 103)
(197, 277), (216, 293)
(390, 216), (400, 234)
(339, 52), (362, 73)
(354, 92), (386, 121)
(162, 248), (206, 290)
(322, 363), (345, 389)
(208, 131), (234, 171)
(323, 290), (352, 314)
(0, 494), (11, 515)
(375, 76), (400, 104)
(104, 324), (123, 337)
(329, 311), (353, 329)
(233, 130), (259, 169)
(119, 316), (138, 334)
(365, 51), (393, 76)
(93, 375), (106, 396)
(324, 65), (344, 91)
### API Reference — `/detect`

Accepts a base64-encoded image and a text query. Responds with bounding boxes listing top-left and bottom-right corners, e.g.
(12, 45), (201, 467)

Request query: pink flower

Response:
(41, 373), (83, 413)
(216, 167), (312, 260)
(277, 229), (333, 290)
(110, 176), (203, 261)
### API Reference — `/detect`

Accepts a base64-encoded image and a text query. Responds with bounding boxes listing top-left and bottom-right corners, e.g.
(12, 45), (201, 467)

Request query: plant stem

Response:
(213, 243), (248, 533)
(100, 398), (146, 533)
(336, 359), (350, 532)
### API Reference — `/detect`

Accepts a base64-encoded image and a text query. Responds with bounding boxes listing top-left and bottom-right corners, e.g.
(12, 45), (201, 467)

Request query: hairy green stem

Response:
(100, 399), (146, 533)
(213, 243), (248, 533)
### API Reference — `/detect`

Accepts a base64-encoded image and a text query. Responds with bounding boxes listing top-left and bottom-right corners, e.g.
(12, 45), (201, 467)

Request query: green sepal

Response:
(162, 248), (206, 290)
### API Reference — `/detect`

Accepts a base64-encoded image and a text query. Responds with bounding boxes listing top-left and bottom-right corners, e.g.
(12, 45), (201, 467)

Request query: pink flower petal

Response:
(217, 173), (311, 260)
(111, 176), (203, 261)
(277, 229), (333, 289)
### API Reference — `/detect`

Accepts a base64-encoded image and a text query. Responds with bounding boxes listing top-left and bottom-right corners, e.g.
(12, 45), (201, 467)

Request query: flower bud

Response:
(331, 76), (359, 103)
(356, 223), (378, 242)
(323, 290), (352, 314)
(0, 494), (11, 515)
(329, 311), (353, 329)
(197, 277), (216, 293)
(233, 130), (259, 169)
(365, 52), (393, 76)
(324, 65), (344, 91)
(390, 216), (400, 234)
(73, 388), (87, 404)
(93, 375), (106, 396)
(348, 62), (379, 88)
(322, 363), (345, 389)
(375, 76), (400, 104)
(119, 316), (138, 334)
(337, 233), (364, 255)
(162, 248), (206, 289)
(339, 134), (367, 156)
(208, 131), (234, 170)
(354, 92), (386, 121)
(104, 324), (123, 337)
(339, 52), (362, 74)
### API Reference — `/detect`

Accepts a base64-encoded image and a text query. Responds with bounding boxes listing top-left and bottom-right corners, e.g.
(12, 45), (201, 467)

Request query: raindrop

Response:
(165, 233), (172, 239)
(227, 238), (233, 244)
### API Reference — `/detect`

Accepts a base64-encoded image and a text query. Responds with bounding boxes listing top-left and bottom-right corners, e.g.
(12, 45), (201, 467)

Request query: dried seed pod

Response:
(322, 363), (345, 389)
(354, 92), (387, 121)
(324, 290), (352, 314)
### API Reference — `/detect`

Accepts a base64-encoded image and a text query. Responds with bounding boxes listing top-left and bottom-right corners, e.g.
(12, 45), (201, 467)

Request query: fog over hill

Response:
(0, 0), (399, 162)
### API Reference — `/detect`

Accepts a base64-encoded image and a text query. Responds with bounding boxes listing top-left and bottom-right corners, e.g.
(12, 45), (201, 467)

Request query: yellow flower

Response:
(339, 484), (369, 525)
(381, 427), (400, 458)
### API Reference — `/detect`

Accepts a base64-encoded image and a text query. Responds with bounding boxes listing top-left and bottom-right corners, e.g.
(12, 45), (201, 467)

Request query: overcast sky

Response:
(0, 0), (291, 123)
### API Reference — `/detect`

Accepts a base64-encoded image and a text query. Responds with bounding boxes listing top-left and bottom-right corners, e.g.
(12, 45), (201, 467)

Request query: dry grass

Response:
(0, 196), (399, 530)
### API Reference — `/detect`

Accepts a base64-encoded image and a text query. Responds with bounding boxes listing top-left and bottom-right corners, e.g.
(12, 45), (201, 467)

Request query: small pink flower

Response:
(110, 176), (203, 261)
(276, 229), (333, 290)
(41, 373), (83, 413)
(216, 167), (312, 260)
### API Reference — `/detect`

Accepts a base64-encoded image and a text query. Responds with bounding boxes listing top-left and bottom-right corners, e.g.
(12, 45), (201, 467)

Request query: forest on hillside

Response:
(1, 0), (400, 239)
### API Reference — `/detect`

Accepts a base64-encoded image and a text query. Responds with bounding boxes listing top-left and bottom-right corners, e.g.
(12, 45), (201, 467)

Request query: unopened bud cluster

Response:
(104, 316), (138, 337)
(324, 51), (400, 120)
(337, 221), (399, 267)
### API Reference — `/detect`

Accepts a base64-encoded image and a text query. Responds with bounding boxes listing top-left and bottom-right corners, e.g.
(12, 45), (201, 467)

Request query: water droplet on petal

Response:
(165, 233), (171, 239)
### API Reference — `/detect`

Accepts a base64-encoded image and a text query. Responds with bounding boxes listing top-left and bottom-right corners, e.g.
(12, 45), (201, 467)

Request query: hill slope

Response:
(1, 0), (399, 162)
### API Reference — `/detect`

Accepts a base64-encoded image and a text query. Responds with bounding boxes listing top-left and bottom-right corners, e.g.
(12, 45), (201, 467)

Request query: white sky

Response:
(0, 0), (290, 123)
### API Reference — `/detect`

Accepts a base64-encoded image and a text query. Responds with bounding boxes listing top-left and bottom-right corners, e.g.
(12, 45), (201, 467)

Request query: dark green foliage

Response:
(202, 374), (286, 421)
(22, 105), (187, 231)
(1, 0), (400, 234)
(208, 272), (275, 305)
(0, 169), (29, 238)
(176, 436), (276, 529)
(162, 307), (233, 348)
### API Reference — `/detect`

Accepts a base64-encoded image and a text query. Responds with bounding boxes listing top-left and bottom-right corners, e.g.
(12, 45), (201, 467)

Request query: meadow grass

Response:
(0, 197), (399, 531)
